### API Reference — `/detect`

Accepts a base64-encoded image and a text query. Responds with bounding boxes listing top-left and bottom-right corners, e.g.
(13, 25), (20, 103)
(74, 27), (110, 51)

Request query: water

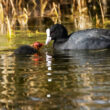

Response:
(0, 33), (110, 110)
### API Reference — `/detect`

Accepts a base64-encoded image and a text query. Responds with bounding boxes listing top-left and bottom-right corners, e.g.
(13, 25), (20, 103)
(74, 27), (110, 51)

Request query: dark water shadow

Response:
(52, 49), (110, 66)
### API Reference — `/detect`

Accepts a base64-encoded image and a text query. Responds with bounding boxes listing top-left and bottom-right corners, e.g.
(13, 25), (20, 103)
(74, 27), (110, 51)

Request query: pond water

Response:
(0, 27), (110, 110)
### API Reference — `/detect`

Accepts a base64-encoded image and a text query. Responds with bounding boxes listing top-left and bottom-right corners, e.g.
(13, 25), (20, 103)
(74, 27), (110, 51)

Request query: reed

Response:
(10, 0), (16, 15)
(98, 0), (105, 24)
(17, 8), (28, 29)
(6, 16), (12, 38)
(0, 2), (4, 34)
(0, 0), (108, 36)
(40, 0), (48, 16)
(49, 2), (61, 23)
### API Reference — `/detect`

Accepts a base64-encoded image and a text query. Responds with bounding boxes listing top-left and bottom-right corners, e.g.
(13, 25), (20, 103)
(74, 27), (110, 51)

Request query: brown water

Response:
(0, 30), (110, 110)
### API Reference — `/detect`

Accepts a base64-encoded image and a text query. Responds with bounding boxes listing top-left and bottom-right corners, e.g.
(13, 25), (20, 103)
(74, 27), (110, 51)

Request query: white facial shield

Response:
(45, 28), (52, 45)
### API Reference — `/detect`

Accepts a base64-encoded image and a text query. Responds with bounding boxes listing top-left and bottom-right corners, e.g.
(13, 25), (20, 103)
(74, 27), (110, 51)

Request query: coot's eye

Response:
(50, 31), (54, 35)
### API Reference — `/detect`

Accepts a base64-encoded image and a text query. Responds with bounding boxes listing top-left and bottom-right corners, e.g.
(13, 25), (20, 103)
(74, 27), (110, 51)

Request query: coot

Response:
(14, 42), (43, 55)
(45, 24), (110, 50)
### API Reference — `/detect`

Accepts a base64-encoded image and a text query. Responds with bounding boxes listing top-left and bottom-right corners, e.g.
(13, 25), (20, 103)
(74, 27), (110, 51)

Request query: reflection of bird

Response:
(14, 42), (43, 55)
(46, 24), (110, 50)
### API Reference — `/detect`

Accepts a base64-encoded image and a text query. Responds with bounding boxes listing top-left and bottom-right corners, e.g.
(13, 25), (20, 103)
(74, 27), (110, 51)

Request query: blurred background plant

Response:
(0, 0), (110, 37)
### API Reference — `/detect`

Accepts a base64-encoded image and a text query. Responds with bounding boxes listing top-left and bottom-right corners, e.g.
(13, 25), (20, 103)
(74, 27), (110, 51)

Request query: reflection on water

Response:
(0, 49), (110, 110)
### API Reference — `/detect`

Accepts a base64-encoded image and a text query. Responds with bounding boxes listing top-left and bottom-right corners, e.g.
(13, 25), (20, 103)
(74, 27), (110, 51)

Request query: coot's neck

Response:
(55, 38), (68, 43)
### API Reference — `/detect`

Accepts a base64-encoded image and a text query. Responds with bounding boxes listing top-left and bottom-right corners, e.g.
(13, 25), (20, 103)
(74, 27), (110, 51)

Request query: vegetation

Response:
(0, 0), (110, 37)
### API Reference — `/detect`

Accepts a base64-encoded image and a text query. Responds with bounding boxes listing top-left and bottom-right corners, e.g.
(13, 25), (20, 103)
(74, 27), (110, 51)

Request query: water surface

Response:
(0, 32), (110, 110)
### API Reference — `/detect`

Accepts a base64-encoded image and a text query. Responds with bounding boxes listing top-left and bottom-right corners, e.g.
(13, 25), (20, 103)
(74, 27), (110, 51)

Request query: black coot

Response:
(45, 24), (110, 50)
(14, 42), (43, 55)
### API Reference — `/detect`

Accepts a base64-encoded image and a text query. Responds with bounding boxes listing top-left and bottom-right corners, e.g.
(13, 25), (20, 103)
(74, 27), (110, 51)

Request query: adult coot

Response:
(45, 24), (110, 50)
(14, 42), (43, 55)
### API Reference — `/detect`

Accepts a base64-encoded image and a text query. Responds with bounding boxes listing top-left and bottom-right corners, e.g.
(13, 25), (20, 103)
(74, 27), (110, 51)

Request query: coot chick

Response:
(14, 42), (43, 55)
(45, 24), (110, 50)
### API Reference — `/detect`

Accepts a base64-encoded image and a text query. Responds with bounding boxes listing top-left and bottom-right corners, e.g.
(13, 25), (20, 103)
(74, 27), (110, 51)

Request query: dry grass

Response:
(0, 0), (108, 37)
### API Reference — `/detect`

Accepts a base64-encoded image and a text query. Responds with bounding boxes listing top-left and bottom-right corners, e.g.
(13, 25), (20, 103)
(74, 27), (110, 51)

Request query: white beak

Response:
(45, 28), (52, 45)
